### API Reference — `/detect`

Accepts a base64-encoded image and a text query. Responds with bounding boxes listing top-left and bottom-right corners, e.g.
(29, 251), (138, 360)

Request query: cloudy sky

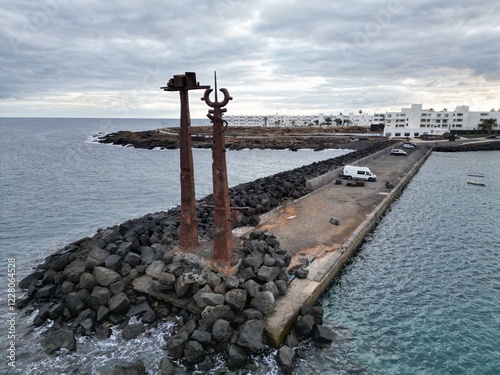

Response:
(1, 0), (500, 118)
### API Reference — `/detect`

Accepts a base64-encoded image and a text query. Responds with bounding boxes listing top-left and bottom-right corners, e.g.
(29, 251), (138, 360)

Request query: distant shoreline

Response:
(98, 126), (386, 152)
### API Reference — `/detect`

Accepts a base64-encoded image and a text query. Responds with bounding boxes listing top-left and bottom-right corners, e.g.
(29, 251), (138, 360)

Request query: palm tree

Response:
(334, 118), (343, 126)
(263, 116), (268, 128)
(479, 118), (498, 134)
(324, 116), (332, 126)
(313, 119), (319, 126)
(443, 108), (448, 112)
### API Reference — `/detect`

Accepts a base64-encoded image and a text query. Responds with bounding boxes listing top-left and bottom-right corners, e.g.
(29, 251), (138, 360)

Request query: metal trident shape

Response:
(202, 72), (233, 273)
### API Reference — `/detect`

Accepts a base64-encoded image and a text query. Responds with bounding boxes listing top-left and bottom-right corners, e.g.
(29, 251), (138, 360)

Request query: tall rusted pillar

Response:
(161, 73), (209, 249)
(202, 73), (233, 272)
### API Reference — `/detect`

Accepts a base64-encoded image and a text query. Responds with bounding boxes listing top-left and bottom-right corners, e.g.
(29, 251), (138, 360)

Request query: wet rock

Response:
(276, 345), (295, 373)
(227, 344), (248, 369)
(237, 319), (264, 352)
(36, 284), (56, 301)
(295, 315), (315, 337)
(41, 328), (76, 354)
(184, 340), (205, 364)
(159, 357), (181, 375)
(65, 292), (85, 317)
(311, 324), (335, 344)
(95, 325), (112, 340)
(111, 359), (146, 375)
(19, 269), (45, 290)
(191, 329), (212, 345)
(96, 305), (111, 322)
(101, 228), (119, 244)
(123, 323), (145, 340)
(167, 331), (189, 359)
(301, 306), (324, 325)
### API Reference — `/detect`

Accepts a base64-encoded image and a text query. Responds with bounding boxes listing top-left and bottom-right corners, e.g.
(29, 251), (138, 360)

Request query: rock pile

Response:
(17, 143), (388, 372)
(18, 227), (333, 373)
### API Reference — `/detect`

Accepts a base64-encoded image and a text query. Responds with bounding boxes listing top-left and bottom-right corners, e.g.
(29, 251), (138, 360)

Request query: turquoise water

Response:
(298, 151), (500, 375)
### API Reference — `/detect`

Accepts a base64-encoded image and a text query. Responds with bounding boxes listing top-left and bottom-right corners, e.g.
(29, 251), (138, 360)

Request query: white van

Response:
(342, 165), (377, 181)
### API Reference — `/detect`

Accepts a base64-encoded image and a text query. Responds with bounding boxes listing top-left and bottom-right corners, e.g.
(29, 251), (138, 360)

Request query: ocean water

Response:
(1, 118), (498, 374)
(295, 151), (500, 375)
(0, 118), (350, 374)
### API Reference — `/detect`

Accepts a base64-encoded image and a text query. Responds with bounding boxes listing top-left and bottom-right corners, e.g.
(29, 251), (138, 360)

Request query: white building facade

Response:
(224, 104), (500, 138)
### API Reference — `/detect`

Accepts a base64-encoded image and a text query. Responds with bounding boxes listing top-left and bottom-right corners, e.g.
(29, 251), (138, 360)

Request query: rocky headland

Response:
(98, 125), (383, 152)
(18, 138), (396, 374)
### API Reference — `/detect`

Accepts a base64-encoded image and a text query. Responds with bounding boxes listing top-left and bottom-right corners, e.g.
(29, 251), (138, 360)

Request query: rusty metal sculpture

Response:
(161, 73), (209, 249)
(202, 72), (233, 272)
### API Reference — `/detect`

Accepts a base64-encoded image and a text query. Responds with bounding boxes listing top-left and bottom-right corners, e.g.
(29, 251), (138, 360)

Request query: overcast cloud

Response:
(1, 0), (499, 118)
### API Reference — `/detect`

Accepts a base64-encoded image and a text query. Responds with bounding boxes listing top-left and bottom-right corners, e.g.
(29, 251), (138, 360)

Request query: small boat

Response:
(467, 173), (484, 177)
(467, 180), (485, 186)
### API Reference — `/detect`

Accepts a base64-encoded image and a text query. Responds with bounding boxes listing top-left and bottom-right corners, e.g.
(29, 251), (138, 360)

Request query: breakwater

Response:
(433, 139), (500, 152)
(17, 140), (395, 373)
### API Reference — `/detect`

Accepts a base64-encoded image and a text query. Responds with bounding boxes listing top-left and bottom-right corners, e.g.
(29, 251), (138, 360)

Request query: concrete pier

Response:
(243, 143), (434, 346)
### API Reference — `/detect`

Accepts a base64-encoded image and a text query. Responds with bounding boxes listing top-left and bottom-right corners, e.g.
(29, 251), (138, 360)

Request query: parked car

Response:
(406, 142), (418, 147)
(403, 143), (415, 149)
(486, 135), (497, 139)
(391, 149), (407, 156)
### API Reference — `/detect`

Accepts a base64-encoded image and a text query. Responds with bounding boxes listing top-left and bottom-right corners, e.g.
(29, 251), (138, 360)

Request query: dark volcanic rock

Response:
(250, 291), (275, 315)
(93, 266), (121, 287)
(312, 324), (335, 344)
(228, 344), (248, 369)
(183, 340), (205, 364)
(41, 328), (76, 354)
(276, 345), (295, 373)
(237, 319), (264, 352)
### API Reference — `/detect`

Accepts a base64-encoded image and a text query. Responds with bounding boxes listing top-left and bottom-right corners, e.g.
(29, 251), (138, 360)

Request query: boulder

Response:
(90, 286), (112, 308)
(200, 292), (225, 306)
(224, 289), (248, 311)
(201, 305), (235, 329)
(124, 252), (142, 267)
(250, 291), (275, 315)
(159, 357), (181, 375)
(100, 228), (119, 244)
(41, 328), (76, 354)
(122, 323), (145, 340)
(65, 292), (85, 317)
(146, 260), (166, 280)
(93, 266), (121, 287)
(35, 284), (56, 301)
(79, 273), (97, 291)
(237, 319), (264, 352)
(241, 279), (260, 298)
(191, 329), (212, 345)
(104, 254), (123, 272)
(116, 241), (133, 257)
(295, 266), (309, 279)
(167, 331), (189, 359)
(262, 281), (279, 298)
(276, 345), (295, 373)
(242, 251), (263, 270)
(311, 324), (335, 344)
(140, 246), (158, 265)
(212, 319), (233, 342)
(227, 344), (248, 369)
(183, 340), (205, 364)
(108, 292), (130, 313)
(295, 314), (315, 337)
(86, 247), (110, 268)
(63, 261), (87, 283)
(243, 308), (263, 320)
(111, 360), (146, 375)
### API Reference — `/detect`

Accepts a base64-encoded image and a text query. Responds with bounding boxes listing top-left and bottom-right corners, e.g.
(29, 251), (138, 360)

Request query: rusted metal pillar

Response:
(161, 73), (209, 250)
(202, 73), (233, 272)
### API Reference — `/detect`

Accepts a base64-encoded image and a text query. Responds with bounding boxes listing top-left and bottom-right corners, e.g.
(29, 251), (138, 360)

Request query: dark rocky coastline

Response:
(98, 127), (384, 152)
(433, 140), (500, 152)
(18, 139), (395, 374)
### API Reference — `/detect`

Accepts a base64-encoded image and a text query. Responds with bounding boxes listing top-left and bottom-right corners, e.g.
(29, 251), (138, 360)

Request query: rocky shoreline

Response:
(433, 140), (500, 152)
(17, 139), (396, 374)
(98, 126), (383, 152)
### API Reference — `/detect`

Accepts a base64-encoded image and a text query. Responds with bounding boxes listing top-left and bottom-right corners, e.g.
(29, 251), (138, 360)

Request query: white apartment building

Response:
(224, 104), (500, 138)
(384, 104), (500, 138)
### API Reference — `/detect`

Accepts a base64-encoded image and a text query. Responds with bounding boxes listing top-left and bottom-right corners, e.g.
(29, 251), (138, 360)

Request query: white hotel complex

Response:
(224, 104), (500, 138)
